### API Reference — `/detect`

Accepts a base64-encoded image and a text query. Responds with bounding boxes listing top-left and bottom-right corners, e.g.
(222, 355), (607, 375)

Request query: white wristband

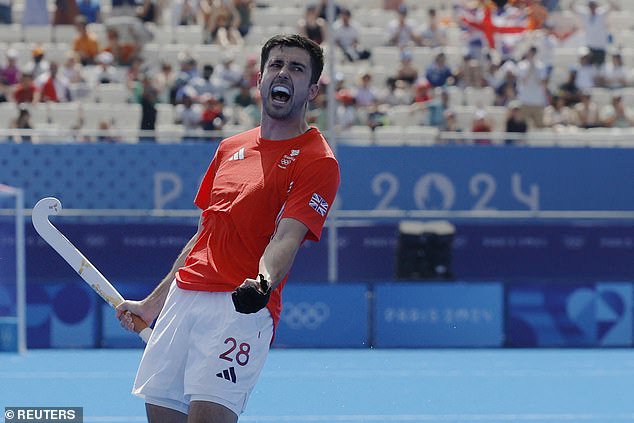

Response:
(138, 327), (152, 344)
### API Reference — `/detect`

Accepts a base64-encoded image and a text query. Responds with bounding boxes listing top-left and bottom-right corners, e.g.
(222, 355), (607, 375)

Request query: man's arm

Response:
(259, 217), (309, 290)
(232, 218), (308, 313)
(117, 216), (203, 328)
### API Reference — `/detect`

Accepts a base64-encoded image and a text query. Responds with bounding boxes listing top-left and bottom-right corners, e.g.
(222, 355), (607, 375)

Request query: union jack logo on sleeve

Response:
(309, 193), (329, 217)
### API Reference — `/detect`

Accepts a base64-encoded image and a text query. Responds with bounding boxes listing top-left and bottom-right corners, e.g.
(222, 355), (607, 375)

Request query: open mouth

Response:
(271, 85), (291, 104)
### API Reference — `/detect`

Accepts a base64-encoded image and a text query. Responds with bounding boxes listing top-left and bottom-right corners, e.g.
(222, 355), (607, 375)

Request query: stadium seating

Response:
(0, 0), (633, 146)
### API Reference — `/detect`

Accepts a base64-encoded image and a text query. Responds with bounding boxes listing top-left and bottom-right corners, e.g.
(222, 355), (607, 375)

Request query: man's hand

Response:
(232, 274), (271, 314)
(116, 299), (160, 332)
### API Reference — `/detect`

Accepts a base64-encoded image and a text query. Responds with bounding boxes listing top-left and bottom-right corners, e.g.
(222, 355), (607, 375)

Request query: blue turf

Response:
(1, 349), (634, 422)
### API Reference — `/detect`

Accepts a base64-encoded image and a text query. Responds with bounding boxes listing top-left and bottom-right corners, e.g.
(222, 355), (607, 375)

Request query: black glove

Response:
(232, 274), (271, 314)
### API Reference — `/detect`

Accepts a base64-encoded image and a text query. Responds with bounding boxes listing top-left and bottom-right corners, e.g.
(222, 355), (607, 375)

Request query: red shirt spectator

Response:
(13, 74), (38, 103)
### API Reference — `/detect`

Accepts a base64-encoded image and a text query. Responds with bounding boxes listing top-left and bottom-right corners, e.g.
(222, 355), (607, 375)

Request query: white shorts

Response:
(132, 280), (273, 416)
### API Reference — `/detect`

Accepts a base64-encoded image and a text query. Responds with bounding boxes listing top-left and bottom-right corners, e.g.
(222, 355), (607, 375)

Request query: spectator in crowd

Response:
(77, 0), (100, 23)
(574, 49), (599, 92)
(516, 45), (548, 128)
(27, 46), (50, 80)
(534, 23), (557, 79)
(12, 72), (38, 104)
(186, 63), (223, 100)
(96, 119), (119, 143)
(171, 0), (199, 26)
(154, 61), (175, 104)
(597, 51), (630, 89)
(9, 105), (34, 143)
(600, 94), (634, 128)
(233, 0), (254, 37)
(36, 61), (71, 102)
(455, 52), (484, 88)
(438, 108), (462, 144)
(332, 8), (370, 62)
(505, 100), (528, 145)
(92, 51), (120, 84)
(394, 49), (418, 86)
(242, 54), (259, 88)
(103, 28), (139, 66)
(420, 8), (447, 48)
(175, 91), (202, 141)
(572, 0), (619, 67)
(215, 52), (243, 92)
(53, 0), (79, 25)
(136, 0), (157, 23)
(413, 79), (432, 104)
(172, 53), (198, 103)
(425, 88), (450, 127)
(381, 77), (413, 106)
(0, 49), (20, 102)
(129, 56), (146, 81)
(425, 52), (454, 88)
(574, 90), (601, 128)
(558, 67), (581, 106)
(365, 100), (388, 131)
(335, 88), (358, 129)
(73, 15), (100, 65)
(494, 61), (518, 106)
(471, 108), (493, 144)
(306, 90), (327, 129)
(243, 89), (261, 127)
(61, 52), (89, 99)
(316, 0), (341, 21)
(387, 4), (422, 47)
(205, 5), (243, 47)
(22, 0), (49, 26)
(353, 71), (379, 109)
(200, 93), (226, 135)
(138, 73), (158, 142)
(543, 94), (578, 130)
(233, 80), (255, 108)
(0, 0), (12, 23)
(110, 0), (137, 18)
(298, 4), (327, 46)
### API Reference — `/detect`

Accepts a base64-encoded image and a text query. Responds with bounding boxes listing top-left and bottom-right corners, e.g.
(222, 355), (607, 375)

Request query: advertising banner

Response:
(374, 282), (504, 347)
(2, 145), (633, 212)
(275, 283), (369, 348)
(508, 282), (633, 347)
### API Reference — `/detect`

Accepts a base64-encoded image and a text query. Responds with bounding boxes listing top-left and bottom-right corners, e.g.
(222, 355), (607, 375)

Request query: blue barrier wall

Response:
(507, 282), (633, 347)
(25, 222), (634, 284)
(1, 144), (633, 211)
(275, 283), (369, 348)
(27, 278), (634, 349)
(0, 219), (18, 351)
(374, 282), (504, 347)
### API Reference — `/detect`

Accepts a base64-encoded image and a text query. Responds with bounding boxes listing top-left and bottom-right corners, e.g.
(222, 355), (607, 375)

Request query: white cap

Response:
(97, 51), (114, 65)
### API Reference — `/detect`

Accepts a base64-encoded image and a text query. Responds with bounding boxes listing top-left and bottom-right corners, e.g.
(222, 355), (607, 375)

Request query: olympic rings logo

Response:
(281, 301), (330, 330)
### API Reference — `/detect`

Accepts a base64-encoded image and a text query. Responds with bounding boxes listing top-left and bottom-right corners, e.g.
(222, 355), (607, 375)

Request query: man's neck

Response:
(260, 115), (309, 141)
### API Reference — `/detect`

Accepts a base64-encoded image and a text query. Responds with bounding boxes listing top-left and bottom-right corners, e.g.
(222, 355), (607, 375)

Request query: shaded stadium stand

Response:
(1, 0), (634, 146)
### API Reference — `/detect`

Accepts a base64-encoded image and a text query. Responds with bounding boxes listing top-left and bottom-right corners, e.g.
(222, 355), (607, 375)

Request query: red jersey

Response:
(176, 127), (340, 327)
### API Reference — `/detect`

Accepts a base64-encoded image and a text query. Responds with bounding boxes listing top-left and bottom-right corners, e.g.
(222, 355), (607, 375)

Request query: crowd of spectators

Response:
(1, 0), (634, 144)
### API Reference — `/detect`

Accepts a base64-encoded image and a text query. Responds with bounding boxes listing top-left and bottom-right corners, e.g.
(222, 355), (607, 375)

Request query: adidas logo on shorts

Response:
(216, 367), (237, 383)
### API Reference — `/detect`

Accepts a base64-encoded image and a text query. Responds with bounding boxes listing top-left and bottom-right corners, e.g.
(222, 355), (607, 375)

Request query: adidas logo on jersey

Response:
(216, 367), (237, 383)
(228, 148), (245, 161)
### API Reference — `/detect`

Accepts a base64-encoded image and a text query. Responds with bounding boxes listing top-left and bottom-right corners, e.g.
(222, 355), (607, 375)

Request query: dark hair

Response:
(260, 34), (324, 85)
